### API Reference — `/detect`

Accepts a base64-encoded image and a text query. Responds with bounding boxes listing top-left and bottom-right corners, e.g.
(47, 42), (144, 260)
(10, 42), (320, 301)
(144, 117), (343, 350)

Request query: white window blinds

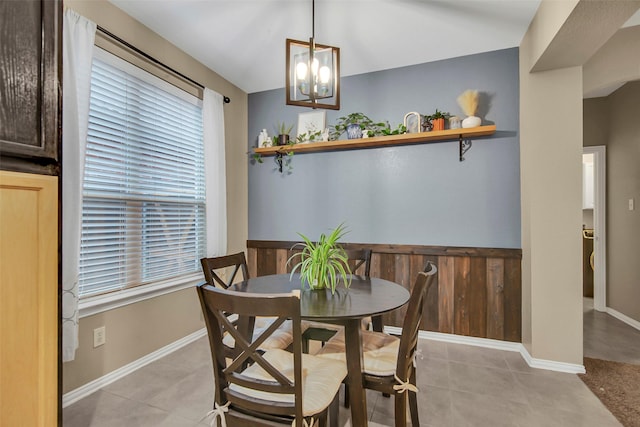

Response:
(79, 48), (205, 298)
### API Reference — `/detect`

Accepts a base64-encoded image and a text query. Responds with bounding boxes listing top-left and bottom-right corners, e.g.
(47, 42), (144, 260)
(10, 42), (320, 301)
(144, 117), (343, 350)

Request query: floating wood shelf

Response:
(253, 125), (496, 160)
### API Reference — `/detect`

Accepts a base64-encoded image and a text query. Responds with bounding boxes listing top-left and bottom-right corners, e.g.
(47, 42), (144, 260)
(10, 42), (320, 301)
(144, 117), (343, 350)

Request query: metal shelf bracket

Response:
(459, 135), (472, 162)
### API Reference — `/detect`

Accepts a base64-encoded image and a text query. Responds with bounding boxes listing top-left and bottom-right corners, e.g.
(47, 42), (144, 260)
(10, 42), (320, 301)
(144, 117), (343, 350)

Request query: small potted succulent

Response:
(275, 122), (294, 145)
(424, 109), (451, 131)
(287, 223), (352, 294)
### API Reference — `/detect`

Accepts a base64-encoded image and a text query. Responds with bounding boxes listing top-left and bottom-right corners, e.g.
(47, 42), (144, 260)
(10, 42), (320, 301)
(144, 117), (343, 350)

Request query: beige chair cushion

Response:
(223, 317), (306, 350)
(228, 348), (347, 416)
(315, 329), (399, 376)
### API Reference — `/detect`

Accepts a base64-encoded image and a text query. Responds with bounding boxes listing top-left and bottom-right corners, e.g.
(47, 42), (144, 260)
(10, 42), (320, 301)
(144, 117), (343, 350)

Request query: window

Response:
(79, 48), (205, 299)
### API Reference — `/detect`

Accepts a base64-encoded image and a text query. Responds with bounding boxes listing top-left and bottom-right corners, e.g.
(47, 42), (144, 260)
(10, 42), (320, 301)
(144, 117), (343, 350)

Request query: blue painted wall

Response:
(248, 48), (520, 249)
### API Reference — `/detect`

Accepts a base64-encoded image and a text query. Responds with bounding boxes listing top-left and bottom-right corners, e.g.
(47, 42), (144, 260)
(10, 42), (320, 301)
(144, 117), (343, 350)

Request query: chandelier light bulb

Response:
(319, 65), (331, 84)
(296, 61), (308, 80)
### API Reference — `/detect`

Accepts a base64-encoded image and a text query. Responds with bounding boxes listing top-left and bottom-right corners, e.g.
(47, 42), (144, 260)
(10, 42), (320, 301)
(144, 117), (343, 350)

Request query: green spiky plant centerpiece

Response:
(288, 223), (352, 294)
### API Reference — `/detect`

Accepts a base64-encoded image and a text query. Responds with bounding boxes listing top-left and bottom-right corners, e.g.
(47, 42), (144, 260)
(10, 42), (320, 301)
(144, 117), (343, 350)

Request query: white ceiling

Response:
(108, 0), (640, 94)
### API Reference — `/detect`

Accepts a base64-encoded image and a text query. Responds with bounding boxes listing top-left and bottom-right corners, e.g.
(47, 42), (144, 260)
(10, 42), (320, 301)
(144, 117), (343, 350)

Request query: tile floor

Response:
(64, 328), (625, 427)
(65, 297), (640, 426)
(583, 297), (640, 365)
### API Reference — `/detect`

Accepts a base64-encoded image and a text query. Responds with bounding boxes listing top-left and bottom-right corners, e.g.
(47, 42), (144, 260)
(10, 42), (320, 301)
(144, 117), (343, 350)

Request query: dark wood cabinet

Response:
(0, 0), (61, 175)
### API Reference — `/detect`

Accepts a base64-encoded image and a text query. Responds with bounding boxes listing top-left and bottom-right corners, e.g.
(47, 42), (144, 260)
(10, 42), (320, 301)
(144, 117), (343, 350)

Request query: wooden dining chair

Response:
(200, 252), (296, 353)
(200, 251), (249, 289)
(301, 248), (373, 353)
(197, 283), (347, 427)
(315, 262), (438, 427)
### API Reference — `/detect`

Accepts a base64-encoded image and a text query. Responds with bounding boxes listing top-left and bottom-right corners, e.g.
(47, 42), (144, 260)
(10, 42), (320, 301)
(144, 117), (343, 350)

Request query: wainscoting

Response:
(247, 241), (522, 343)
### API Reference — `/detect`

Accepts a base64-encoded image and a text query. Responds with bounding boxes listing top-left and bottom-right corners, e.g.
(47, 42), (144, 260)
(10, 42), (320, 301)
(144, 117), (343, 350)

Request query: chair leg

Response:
(409, 369), (420, 427)
(329, 392), (339, 427)
(394, 393), (407, 427)
(343, 383), (350, 408)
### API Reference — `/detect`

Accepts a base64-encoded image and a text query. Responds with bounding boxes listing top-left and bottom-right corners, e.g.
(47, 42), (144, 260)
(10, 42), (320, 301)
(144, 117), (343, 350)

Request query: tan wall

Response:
(583, 97), (609, 147)
(583, 82), (640, 323)
(519, 0), (638, 366)
(519, 63), (584, 364)
(520, 0), (585, 364)
(63, 0), (248, 393)
(604, 82), (640, 321)
(62, 289), (201, 392)
(584, 25), (640, 98)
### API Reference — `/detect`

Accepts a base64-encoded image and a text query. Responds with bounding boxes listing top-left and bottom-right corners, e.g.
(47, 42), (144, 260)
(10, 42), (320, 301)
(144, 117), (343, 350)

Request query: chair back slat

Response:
(396, 262), (437, 377)
(197, 284), (304, 420)
(345, 248), (372, 276)
(200, 252), (249, 289)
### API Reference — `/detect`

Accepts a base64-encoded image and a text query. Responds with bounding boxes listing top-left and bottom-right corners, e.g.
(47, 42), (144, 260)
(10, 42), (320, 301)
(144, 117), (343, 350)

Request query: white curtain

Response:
(62, 9), (96, 362)
(203, 89), (227, 256)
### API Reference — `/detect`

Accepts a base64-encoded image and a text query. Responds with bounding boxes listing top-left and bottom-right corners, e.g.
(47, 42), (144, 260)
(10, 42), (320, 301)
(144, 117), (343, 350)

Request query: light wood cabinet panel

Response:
(0, 171), (58, 426)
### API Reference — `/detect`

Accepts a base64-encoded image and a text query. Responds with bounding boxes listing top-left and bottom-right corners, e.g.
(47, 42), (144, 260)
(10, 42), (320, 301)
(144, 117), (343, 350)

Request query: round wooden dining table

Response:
(228, 273), (410, 427)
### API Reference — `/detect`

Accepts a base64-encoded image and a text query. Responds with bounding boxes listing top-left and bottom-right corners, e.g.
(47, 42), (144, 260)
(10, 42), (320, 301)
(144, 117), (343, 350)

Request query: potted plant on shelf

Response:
(424, 109), (450, 131)
(330, 112), (386, 140)
(275, 121), (294, 145)
(287, 223), (352, 294)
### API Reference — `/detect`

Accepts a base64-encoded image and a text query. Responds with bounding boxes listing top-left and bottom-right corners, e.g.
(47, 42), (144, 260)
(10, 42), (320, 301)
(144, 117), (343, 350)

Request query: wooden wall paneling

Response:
(247, 241), (522, 343)
(369, 252), (382, 278)
(275, 248), (288, 274)
(378, 252), (396, 281)
(376, 253), (398, 326)
(388, 254), (410, 327)
(257, 248), (277, 276)
(422, 256), (440, 331)
(286, 247), (302, 273)
(437, 256), (455, 334)
(503, 257), (522, 342)
(486, 258), (505, 340)
(247, 247), (257, 278)
(454, 257), (471, 335)
(468, 257), (487, 338)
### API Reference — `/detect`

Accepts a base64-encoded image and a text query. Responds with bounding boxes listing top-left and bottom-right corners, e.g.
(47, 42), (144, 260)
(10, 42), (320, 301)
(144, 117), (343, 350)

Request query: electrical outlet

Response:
(629, 198), (635, 211)
(93, 326), (106, 348)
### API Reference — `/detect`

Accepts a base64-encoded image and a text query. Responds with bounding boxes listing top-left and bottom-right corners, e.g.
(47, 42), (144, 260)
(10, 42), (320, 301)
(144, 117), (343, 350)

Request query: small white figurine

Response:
(321, 128), (329, 142)
(258, 129), (271, 147)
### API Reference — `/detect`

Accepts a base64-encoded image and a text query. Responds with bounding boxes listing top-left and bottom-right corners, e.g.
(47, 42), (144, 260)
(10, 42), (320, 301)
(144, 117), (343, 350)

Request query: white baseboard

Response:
(606, 307), (640, 331)
(385, 326), (586, 374)
(62, 328), (207, 408)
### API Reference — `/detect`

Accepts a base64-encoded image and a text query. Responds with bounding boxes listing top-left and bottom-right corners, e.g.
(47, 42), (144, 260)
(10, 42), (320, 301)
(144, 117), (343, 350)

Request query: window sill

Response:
(78, 273), (205, 318)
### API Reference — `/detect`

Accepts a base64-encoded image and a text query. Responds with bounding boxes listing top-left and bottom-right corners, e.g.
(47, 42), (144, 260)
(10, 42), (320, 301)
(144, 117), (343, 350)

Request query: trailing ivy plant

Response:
(379, 123), (407, 136)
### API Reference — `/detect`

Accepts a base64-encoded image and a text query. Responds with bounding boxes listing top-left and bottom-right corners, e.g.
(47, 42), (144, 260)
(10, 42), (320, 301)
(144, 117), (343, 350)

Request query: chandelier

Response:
(285, 0), (340, 110)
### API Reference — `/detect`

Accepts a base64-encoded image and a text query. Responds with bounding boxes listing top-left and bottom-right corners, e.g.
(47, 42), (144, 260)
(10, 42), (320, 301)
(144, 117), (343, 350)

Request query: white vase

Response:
(462, 116), (481, 128)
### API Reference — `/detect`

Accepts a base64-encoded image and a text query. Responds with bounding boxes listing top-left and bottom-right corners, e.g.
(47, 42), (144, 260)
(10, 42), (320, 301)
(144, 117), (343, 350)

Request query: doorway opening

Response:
(582, 146), (606, 312)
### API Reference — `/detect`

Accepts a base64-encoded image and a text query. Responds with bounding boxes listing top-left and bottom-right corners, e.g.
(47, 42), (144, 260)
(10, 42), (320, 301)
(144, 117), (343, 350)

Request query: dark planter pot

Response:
(277, 134), (290, 146)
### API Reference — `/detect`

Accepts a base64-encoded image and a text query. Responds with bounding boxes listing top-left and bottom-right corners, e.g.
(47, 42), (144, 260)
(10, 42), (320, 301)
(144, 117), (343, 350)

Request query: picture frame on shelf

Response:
(297, 111), (326, 140)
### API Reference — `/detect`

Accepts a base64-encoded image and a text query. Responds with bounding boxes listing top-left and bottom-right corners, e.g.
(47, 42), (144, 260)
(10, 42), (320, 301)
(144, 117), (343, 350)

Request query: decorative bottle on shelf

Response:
(258, 129), (271, 147)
